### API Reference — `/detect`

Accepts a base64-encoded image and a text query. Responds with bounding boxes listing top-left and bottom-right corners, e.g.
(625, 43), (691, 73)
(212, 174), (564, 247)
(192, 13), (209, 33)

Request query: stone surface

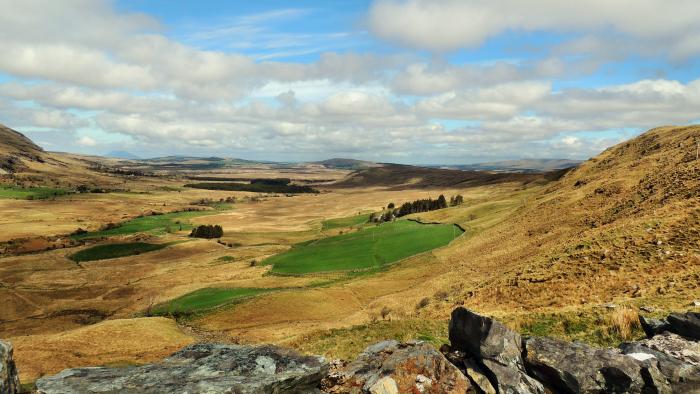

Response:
(639, 316), (671, 338)
(667, 311), (700, 340)
(322, 340), (472, 393)
(620, 335), (700, 392)
(36, 343), (328, 394)
(524, 336), (667, 394)
(449, 307), (544, 394)
(0, 340), (20, 394)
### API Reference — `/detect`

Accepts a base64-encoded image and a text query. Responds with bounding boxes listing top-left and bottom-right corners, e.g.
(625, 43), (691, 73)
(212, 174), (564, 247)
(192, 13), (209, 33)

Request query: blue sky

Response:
(0, 0), (699, 163)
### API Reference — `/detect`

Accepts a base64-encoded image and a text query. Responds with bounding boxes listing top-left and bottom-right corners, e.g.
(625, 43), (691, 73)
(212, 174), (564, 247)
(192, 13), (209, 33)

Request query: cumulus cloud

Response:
(367, 0), (700, 57)
(0, 0), (698, 162)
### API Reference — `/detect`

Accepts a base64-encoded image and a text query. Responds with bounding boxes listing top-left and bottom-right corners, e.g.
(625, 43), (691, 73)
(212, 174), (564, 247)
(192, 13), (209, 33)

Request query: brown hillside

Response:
(0, 124), (45, 173)
(332, 163), (547, 189)
(428, 125), (700, 316)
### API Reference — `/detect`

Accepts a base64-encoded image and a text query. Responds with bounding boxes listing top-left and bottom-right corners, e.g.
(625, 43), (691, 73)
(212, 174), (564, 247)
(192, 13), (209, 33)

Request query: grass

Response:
(264, 220), (463, 275)
(69, 242), (175, 262)
(152, 287), (273, 316)
(321, 213), (369, 230)
(288, 319), (448, 360)
(0, 185), (69, 200)
(72, 211), (213, 240)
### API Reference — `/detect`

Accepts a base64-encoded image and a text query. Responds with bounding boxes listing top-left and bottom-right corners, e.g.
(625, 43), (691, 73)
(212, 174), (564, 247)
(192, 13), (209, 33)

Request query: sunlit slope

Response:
(431, 125), (700, 313)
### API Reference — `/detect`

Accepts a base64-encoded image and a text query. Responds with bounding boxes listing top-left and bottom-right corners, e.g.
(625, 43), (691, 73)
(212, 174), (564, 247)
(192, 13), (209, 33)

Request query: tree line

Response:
(371, 194), (464, 223)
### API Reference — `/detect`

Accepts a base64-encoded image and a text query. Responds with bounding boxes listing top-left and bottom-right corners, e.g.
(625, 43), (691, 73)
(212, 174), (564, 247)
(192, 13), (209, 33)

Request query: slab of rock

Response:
(524, 336), (668, 393)
(667, 311), (700, 340)
(322, 340), (472, 393)
(620, 334), (700, 391)
(36, 343), (328, 394)
(448, 307), (544, 394)
(1, 340), (20, 394)
(639, 316), (671, 338)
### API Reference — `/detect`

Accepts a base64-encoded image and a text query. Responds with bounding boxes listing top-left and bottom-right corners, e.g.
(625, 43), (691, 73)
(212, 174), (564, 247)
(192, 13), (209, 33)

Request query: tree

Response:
(190, 224), (224, 239)
(387, 202), (395, 209)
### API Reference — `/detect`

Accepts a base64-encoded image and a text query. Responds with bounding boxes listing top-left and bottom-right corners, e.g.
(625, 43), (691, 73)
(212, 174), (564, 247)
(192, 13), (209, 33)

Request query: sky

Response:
(0, 0), (699, 164)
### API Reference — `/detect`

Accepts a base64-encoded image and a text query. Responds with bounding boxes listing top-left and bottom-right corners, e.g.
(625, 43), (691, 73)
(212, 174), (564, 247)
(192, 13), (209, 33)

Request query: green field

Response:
(265, 220), (463, 275)
(152, 287), (272, 315)
(321, 214), (369, 230)
(69, 242), (175, 262)
(72, 211), (212, 240)
(0, 185), (69, 200)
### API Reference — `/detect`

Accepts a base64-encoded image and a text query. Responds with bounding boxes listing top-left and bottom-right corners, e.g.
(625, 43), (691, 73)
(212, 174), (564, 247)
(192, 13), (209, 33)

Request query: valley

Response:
(1, 124), (699, 389)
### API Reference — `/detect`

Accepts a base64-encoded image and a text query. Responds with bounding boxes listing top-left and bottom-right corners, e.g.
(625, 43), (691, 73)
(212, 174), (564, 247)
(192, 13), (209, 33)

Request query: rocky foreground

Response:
(2, 308), (699, 393)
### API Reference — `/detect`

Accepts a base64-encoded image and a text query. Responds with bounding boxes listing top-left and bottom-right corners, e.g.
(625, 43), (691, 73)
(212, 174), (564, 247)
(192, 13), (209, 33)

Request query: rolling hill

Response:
(450, 158), (583, 173)
(313, 158), (381, 170)
(331, 163), (550, 189)
(0, 124), (45, 173)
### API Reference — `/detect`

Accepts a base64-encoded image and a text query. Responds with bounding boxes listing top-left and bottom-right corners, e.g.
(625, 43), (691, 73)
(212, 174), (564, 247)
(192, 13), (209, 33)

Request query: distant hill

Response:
(314, 158), (380, 170)
(448, 158), (583, 173)
(332, 163), (547, 189)
(106, 151), (141, 160)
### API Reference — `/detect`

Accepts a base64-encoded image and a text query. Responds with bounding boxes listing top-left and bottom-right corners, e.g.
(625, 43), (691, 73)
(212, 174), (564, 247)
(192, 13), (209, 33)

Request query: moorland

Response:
(1, 123), (699, 388)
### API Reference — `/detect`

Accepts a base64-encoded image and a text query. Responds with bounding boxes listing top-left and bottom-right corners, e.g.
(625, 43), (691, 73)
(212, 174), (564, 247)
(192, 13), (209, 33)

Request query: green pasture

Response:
(71, 211), (213, 240)
(321, 213), (369, 230)
(152, 287), (272, 315)
(0, 185), (69, 200)
(69, 242), (176, 262)
(265, 220), (463, 275)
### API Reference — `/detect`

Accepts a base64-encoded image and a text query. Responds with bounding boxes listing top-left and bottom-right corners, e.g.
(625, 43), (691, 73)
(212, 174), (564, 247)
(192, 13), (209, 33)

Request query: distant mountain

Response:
(332, 164), (545, 189)
(447, 159), (583, 173)
(314, 158), (380, 170)
(106, 151), (141, 160)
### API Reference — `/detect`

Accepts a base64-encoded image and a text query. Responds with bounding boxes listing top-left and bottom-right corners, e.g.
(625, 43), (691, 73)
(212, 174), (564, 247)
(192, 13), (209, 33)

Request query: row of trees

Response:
(190, 224), (224, 239)
(371, 194), (465, 223)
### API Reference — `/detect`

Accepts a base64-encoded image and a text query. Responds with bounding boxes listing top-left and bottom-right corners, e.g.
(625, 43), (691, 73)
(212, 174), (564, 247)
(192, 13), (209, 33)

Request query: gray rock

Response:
(667, 311), (700, 340)
(36, 343), (328, 394)
(322, 340), (472, 393)
(448, 307), (544, 394)
(620, 335), (700, 391)
(1, 340), (20, 394)
(524, 336), (668, 393)
(639, 316), (671, 338)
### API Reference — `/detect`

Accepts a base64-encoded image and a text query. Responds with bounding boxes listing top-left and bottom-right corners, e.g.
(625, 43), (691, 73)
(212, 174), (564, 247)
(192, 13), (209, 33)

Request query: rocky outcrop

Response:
(639, 316), (671, 338)
(620, 333), (700, 391)
(524, 336), (669, 393)
(667, 312), (700, 341)
(28, 308), (700, 394)
(448, 307), (544, 394)
(322, 340), (472, 393)
(36, 344), (328, 394)
(0, 340), (20, 394)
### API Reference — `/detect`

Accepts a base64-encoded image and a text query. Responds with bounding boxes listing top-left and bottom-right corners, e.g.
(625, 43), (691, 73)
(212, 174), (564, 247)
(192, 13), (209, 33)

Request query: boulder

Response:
(639, 316), (671, 338)
(667, 311), (700, 340)
(448, 307), (544, 394)
(36, 343), (328, 394)
(524, 336), (669, 393)
(321, 340), (472, 393)
(620, 334), (700, 391)
(0, 340), (20, 394)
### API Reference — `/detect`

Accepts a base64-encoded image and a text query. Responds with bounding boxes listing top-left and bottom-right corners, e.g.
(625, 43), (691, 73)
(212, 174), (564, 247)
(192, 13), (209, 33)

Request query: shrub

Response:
(416, 297), (430, 309)
(608, 308), (640, 340)
(190, 224), (224, 239)
(380, 306), (392, 320)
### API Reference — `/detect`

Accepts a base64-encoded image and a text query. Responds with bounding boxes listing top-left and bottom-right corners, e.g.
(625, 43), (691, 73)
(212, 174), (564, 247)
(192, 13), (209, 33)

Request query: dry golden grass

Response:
(2, 125), (700, 381)
(8, 317), (195, 383)
(608, 308), (640, 340)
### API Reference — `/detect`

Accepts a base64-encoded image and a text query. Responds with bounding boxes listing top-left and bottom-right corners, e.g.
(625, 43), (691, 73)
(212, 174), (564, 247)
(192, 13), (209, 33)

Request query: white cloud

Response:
(367, 0), (700, 57)
(77, 136), (97, 146)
